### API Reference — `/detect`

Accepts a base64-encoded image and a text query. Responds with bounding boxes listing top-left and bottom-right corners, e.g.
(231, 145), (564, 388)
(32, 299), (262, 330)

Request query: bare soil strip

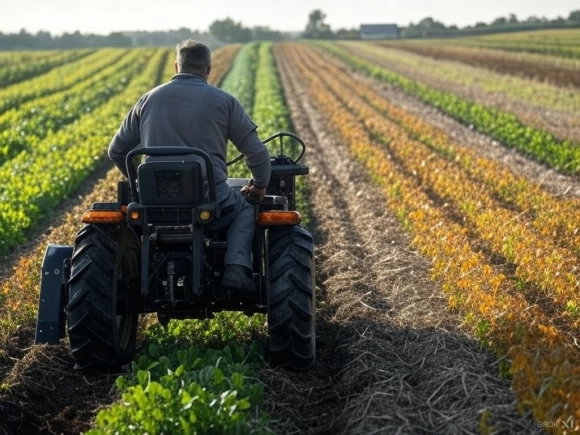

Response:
(313, 45), (580, 198)
(264, 45), (541, 435)
(377, 42), (580, 89)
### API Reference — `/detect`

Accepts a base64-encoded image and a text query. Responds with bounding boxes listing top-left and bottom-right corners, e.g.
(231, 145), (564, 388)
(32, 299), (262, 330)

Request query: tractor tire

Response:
(268, 225), (316, 370)
(67, 225), (140, 371)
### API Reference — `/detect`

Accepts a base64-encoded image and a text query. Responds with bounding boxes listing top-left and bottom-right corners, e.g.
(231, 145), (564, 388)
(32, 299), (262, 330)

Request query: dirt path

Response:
(264, 44), (541, 434)
(314, 45), (580, 198)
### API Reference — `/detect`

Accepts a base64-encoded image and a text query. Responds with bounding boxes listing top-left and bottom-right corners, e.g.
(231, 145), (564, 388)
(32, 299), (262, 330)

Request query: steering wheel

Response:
(226, 131), (306, 167)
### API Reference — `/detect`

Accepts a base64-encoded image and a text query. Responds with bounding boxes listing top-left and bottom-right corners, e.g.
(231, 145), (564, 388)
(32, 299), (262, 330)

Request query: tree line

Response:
(1, 9), (580, 50)
(302, 9), (580, 39)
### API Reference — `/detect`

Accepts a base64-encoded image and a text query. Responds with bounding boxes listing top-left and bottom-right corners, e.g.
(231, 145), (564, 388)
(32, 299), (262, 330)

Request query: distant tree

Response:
(526, 16), (541, 23)
(491, 17), (507, 26)
(35, 31), (52, 49)
(508, 13), (519, 23)
(209, 18), (251, 43)
(58, 30), (84, 48)
(570, 10), (580, 21)
(417, 17), (446, 30)
(303, 9), (333, 39)
(106, 32), (132, 47)
(474, 22), (488, 28)
(334, 28), (359, 40)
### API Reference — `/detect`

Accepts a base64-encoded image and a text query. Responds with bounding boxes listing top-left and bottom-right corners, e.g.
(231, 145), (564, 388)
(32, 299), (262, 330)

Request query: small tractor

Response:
(34, 132), (315, 371)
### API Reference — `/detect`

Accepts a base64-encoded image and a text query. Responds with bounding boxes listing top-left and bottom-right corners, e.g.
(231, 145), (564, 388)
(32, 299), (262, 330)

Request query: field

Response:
(0, 29), (580, 434)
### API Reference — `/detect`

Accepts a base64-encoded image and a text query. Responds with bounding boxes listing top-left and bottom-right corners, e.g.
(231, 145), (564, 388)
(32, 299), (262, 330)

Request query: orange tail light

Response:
(81, 210), (125, 224)
(258, 211), (302, 226)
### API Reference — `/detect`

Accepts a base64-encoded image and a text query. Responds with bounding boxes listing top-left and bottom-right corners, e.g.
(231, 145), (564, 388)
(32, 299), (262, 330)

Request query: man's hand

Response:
(241, 181), (266, 204)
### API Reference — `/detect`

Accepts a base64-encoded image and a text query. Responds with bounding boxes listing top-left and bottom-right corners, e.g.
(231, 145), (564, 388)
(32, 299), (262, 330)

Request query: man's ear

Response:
(207, 64), (212, 77)
(174, 61), (179, 74)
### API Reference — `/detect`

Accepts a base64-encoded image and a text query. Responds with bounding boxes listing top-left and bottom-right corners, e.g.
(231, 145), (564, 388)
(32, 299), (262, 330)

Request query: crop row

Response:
(442, 29), (580, 59)
(0, 49), (170, 254)
(0, 49), (66, 66)
(375, 41), (580, 88)
(89, 43), (294, 434)
(454, 37), (580, 59)
(220, 43), (259, 116)
(0, 48), (128, 114)
(320, 42), (580, 174)
(0, 49), (93, 87)
(220, 42), (260, 169)
(280, 42), (579, 432)
(0, 49), (155, 164)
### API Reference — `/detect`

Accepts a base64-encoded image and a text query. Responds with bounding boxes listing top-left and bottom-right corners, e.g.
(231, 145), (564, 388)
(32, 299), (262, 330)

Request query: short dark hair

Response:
(176, 39), (211, 74)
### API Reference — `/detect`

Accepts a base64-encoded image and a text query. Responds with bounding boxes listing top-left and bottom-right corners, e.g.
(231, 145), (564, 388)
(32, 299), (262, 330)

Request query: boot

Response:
(221, 265), (256, 296)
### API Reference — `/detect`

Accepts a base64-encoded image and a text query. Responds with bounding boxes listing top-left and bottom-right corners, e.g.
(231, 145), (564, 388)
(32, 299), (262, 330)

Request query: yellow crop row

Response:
(280, 42), (579, 432)
(315, 47), (580, 258)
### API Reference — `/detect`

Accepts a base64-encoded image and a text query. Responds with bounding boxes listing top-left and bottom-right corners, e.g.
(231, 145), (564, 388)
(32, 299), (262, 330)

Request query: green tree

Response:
(303, 9), (333, 39)
(570, 10), (580, 21)
(209, 18), (251, 43)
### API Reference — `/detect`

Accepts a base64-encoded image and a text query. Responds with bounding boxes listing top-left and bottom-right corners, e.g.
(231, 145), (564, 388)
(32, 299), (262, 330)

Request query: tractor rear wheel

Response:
(267, 225), (316, 370)
(67, 225), (140, 371)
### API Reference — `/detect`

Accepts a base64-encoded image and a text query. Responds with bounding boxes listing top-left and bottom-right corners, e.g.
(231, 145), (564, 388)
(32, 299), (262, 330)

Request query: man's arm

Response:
(236, 129), (271, 188)
(108, 101), (142, 178)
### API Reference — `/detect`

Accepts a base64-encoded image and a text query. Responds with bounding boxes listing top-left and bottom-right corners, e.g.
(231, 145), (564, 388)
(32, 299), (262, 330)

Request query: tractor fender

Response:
(34, 244), (73, 344)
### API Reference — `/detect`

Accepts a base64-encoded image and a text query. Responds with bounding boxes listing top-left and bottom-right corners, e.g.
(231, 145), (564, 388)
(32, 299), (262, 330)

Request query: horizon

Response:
(0, 0), (578, 36)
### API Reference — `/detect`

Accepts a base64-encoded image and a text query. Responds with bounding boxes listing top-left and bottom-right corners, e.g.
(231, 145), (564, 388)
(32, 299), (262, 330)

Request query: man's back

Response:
(126, 73), (254, 184)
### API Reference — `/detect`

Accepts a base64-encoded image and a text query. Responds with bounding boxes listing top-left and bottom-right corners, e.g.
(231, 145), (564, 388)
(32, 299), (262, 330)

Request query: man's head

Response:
(175, 39), (212, 80)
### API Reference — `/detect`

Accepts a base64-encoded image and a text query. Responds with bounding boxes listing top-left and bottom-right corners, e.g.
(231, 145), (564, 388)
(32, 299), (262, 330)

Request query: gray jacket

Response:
(108, 73), (271, 188)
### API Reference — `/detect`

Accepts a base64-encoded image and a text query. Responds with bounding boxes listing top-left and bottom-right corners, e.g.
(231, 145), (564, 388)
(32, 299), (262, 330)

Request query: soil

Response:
(379, 42), (580, 89)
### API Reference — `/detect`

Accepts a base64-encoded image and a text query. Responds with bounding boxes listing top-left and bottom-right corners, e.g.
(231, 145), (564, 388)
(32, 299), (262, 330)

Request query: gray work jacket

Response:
(108, 73), (271, 188)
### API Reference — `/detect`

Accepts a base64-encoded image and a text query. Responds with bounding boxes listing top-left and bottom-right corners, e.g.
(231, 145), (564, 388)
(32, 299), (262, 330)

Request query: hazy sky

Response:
(0, 0), (578, 34)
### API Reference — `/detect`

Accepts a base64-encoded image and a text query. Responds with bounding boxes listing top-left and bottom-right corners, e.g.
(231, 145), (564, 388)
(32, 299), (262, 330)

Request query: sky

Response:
(0, 0), (578, 34)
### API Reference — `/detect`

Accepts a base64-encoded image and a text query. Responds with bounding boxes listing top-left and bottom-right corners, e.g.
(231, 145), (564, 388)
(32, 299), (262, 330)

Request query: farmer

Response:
(108, 39), (270, 294)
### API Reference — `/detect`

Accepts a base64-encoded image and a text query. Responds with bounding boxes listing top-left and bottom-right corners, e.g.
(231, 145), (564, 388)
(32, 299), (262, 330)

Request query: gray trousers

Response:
(207, 181), (255, 269)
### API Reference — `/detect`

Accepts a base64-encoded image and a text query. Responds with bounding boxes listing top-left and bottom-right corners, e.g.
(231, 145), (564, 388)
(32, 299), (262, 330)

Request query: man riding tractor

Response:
(109, 39), (268, 295)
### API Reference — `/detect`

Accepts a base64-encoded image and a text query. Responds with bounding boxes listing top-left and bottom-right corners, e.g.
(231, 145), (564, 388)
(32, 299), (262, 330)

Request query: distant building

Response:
(360, 24), (399, 40)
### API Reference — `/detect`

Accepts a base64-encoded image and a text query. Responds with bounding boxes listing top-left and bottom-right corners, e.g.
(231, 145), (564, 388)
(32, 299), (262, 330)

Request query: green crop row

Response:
(0, 49), (64, 66)
(220, 43), (260, 117)
(254, 43), (311, 227)
(440, 29), (580, 59)
(88, 320), (269, 435)
(0, 48), (128, 114)
(0, 49), (93, 87)
(318, 42), (580, 174)
(0, 49), (154, 164)
(0, 48), (169, 254)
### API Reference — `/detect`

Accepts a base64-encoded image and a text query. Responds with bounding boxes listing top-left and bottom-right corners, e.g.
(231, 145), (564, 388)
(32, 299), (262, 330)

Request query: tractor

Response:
(34, 132), (315, 371)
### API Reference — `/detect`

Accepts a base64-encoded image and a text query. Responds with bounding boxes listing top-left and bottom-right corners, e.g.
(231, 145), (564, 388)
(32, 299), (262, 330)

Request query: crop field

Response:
(1, 31), (580, 434)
